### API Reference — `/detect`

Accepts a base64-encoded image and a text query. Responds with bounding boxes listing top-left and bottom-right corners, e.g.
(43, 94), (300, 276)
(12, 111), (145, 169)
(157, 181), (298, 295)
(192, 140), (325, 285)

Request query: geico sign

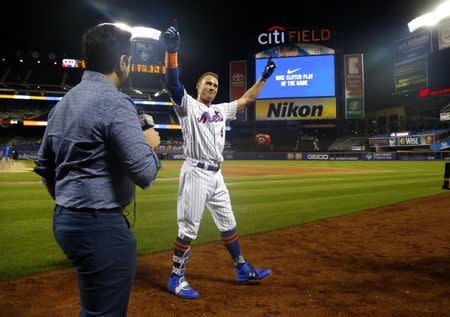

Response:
(307, 154), (329, 160)
(267, 102), (323, 118)
(258, 26), (332, 45)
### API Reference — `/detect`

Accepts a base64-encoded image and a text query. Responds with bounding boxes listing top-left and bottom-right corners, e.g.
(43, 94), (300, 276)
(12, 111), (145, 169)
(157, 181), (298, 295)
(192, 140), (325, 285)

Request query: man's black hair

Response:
(82, 23), (132, 74)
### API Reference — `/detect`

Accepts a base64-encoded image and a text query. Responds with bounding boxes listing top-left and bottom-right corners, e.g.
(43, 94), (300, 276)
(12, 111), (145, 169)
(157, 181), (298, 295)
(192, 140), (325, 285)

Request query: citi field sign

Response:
(258, 26), (332, 45)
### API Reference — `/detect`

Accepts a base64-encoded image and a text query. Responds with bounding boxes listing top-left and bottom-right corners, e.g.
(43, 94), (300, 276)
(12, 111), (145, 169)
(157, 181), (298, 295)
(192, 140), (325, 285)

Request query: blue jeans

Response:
(53, 205), (136, 317)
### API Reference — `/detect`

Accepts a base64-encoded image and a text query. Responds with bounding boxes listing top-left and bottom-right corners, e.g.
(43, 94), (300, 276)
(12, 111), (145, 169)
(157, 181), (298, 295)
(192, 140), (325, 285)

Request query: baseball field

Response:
(0, 159), (449, 316)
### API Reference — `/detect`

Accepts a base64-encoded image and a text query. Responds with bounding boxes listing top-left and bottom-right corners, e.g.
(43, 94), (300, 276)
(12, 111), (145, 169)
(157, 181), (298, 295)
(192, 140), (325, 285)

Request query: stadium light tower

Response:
(408, 0), (450, 32)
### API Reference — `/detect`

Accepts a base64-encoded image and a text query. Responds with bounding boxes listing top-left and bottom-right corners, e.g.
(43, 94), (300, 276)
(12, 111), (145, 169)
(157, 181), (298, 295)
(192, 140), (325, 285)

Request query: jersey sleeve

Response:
(222, 100), (237, 120)
(172, 89), (195, 117)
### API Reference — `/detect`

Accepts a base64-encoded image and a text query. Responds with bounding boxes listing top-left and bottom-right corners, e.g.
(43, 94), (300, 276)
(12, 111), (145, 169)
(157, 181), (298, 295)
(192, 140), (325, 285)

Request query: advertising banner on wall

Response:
(394, 57), (428, 94)
(344, 54), (364, 95)
(397, 135), (434, 146)
(393, 31), (432, 95)
(362, 153), (397, 160)
(345, 97), (364, 119)
(344, 54), (364, 119)
(369, 134), (434, 147)
(394, 31), (432, 64)
(255, 98), (336, 121)
(229, 60), (247, 100)
(229, 60), (247, 121)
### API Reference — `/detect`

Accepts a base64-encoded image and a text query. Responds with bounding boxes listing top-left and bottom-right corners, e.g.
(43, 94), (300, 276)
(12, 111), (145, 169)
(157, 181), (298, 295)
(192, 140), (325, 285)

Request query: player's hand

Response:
(163, 25), (180, 53)
(144, 128), (161, 149)
(138, 114), (155, 131)
(261, 57), (276, 80)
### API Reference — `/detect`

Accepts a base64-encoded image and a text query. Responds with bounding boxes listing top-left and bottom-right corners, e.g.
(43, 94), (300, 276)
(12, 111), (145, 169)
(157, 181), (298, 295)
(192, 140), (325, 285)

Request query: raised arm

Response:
(163, 24), (184, 106)
(236, 57), (276, 114)
(108, 99), (161, 189)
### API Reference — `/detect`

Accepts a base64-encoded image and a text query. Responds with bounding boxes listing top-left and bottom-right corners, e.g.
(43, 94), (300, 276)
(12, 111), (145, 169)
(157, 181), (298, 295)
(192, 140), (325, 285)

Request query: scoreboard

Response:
(61, 58), (165, 74)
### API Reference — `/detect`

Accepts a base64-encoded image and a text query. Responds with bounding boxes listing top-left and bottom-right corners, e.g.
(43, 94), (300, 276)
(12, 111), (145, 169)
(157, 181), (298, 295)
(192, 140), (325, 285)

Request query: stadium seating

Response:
(328, 137), (369, 151)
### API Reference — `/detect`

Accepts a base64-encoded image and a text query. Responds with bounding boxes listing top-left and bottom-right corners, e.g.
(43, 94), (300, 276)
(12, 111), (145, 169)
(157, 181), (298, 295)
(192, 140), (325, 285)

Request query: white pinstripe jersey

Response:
(172, 90), (237, 164)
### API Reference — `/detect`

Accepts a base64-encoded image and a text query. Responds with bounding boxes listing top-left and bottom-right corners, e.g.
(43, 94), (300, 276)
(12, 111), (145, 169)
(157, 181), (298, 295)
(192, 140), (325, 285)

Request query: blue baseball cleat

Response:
(236, 262), (272, 283)
(167, 275), (199, 299)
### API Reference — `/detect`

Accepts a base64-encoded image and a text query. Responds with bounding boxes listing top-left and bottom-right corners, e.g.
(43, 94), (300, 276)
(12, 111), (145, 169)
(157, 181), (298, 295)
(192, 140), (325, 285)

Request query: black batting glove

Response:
(163, 26), (180, 53)
(261, 57), (276, 81)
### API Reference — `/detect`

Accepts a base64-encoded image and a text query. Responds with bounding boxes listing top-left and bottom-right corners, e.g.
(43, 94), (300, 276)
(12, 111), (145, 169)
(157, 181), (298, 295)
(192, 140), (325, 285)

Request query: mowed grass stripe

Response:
(226, 176), (439, 197)
(230, 185), (440, 233)
(222, 170), (440, 184)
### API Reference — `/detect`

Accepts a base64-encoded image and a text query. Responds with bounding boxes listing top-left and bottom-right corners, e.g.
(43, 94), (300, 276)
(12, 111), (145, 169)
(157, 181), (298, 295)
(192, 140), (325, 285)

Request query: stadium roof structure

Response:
(440, 103), (450, 121)
(0, 55), (168, 100)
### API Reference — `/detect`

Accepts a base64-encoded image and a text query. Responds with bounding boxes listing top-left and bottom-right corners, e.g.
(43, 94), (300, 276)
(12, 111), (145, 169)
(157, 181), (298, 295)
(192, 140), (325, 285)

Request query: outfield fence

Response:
(168, 150), (450, 161)
(3, 145), (449, 161)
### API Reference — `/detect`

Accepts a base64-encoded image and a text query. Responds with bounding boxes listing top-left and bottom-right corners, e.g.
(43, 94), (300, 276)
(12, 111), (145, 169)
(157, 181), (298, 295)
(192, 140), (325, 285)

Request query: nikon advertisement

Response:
(255, 98), (336, 121)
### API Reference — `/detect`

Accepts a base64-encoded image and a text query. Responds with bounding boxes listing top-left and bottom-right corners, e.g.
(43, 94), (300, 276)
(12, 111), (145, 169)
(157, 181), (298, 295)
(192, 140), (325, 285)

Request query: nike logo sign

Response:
(287, 68), (301, 74)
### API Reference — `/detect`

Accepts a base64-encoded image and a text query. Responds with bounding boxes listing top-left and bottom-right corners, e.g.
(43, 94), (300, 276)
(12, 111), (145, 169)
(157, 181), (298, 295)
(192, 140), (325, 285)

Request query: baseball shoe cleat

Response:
(236, 262), (272, 283)
(167, 275), (199, 299)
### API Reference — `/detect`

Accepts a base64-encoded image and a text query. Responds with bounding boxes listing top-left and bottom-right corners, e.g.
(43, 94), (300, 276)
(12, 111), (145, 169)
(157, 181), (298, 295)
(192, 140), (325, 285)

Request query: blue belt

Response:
(196, 162), (220, 172)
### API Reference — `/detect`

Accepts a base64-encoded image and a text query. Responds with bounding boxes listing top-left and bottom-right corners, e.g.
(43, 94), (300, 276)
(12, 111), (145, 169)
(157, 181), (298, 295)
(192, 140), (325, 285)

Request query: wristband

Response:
(165, 52), (178, 69)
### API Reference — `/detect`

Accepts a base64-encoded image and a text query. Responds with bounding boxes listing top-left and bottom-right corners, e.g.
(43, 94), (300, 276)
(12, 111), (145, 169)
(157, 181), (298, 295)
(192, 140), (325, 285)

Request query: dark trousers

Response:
(53, 205), (136, 317)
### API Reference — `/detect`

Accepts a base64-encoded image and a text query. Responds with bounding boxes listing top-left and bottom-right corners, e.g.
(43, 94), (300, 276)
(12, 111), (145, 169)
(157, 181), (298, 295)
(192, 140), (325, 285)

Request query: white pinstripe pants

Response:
(177, 160), (236, 240)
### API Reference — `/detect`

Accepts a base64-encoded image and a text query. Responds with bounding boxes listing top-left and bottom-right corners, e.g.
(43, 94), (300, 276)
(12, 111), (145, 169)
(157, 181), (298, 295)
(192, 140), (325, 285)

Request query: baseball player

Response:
(163, 23), (276, 299)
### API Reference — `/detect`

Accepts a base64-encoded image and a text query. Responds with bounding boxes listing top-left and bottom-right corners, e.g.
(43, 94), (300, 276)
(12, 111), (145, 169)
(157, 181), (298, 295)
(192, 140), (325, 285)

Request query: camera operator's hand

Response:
(144, 128), (161, 149)
(163, 25), (180, 53)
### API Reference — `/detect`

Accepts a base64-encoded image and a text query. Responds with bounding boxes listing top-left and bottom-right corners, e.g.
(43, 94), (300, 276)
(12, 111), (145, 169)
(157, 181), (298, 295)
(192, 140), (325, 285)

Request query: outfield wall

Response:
(5, 145), (449, 161)
(168, 151), (450, 161)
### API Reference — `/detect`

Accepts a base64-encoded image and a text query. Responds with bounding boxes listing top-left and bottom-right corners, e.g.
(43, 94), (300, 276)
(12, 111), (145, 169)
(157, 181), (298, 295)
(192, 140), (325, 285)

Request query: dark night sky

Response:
(1, 0), (444, 106)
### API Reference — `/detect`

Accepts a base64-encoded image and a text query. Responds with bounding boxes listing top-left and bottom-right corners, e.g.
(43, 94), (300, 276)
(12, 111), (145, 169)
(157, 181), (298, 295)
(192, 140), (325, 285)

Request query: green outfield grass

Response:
(0, 160), (445, 280)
